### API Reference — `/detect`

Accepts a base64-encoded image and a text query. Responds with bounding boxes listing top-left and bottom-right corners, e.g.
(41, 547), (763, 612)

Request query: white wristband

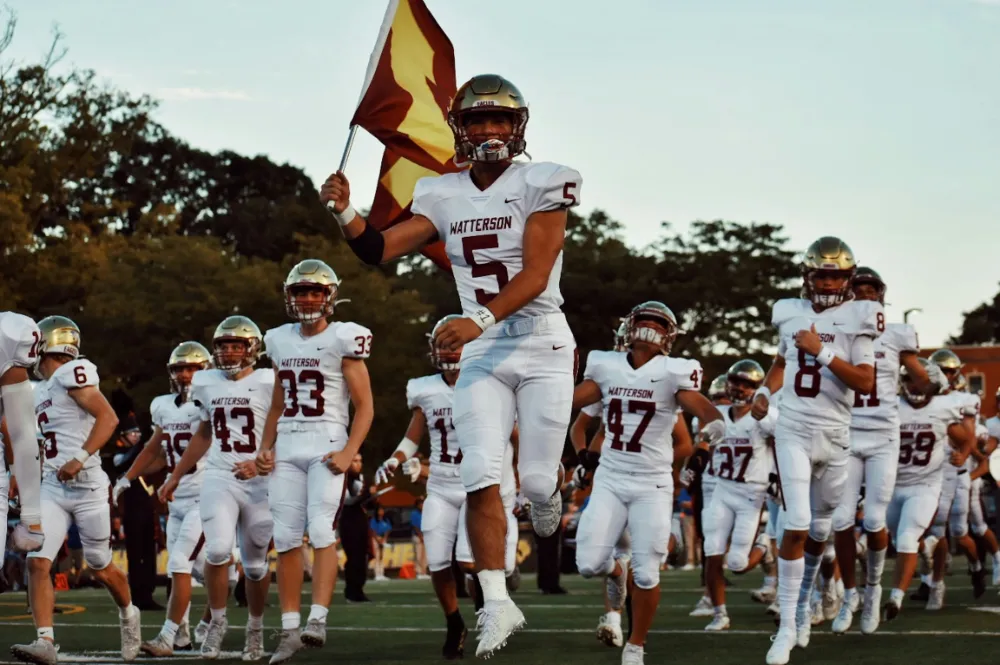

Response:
(754, 386), (771, 401)
(471, 307), (496, 332)
(331, 202), (357, 227)
(815, 346), (836, 367)
(73, 449), (91, 464)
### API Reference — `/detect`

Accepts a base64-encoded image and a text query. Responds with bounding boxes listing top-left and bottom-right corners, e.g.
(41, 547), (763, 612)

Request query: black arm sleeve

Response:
(345, 222), (385, 266)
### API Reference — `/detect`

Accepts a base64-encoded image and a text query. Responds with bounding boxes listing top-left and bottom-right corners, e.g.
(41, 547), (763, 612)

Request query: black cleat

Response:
(882, 601), (899, 623)
(910, 582), (930, 601)
(971, 567), (987, 599)
(443, 613), (467, 660)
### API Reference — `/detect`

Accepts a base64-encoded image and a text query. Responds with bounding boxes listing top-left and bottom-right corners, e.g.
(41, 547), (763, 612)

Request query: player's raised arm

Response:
(320, 171), (439, 264)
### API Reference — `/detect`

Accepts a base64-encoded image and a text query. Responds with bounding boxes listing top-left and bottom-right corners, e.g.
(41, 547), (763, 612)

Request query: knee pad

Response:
(726, 550), (749, 573)
(205, 543), (233, 568)
(630, 555), (661, 590)
(460, 448), (501, 493)
(519, 461), (558, 503)
(930, 524), (946, 539)
(168, 551), (196, 576)
(972, 523), (989, 537)
(896, 526), (921, 554)
(862, 502), (888, 534)
(84, 546), (112, 571)
(808, 516), (833, 544)
(306, 522), (336, 551)
(575, 551), (613, 579)
(948, 518), (969, 538)
(244, 564), (268, 582)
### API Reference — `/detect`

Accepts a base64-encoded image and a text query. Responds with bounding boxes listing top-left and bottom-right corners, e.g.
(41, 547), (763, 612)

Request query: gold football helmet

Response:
(448, 74), (528, 163)
(168, 341), (212, 398)
(37, 316), (82, 360)
(726, 359), (765, 405)
(212, 316), (263, 376)
(707, 374), (728, 402)
(802, 236), (856, 308)
(284, 259), (340, 324)
(428, 315), (463, 371)
(928, 348), (963, 391)
(901, 357), (932, 407)
(625, 301), (683, 355)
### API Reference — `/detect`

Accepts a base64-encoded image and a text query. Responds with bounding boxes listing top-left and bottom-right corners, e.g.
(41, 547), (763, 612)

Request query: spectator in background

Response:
(340, 453), (372, 602)
(410, 498), (430, 580)
(369, 505), (392, 582)
(679, 487), (698, 571)
(110, 416), (162, 610)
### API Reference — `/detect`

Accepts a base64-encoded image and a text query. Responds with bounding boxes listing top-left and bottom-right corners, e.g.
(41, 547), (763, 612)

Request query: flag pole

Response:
(337, 126), (358, 173)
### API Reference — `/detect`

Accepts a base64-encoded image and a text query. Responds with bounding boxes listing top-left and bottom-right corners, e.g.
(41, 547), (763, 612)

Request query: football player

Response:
(830, 267), (945, 634)
(0, 311), (44, 552)
(702, 360), (776, 631)
(915, 351), (985, 606)
(322, 74), (581, 656)
(254, 260), (373, 664)
(114, 341), (212, 656)
(573, 301), (724, 665)
(12, 317), (141, 665)
(374, 315), (470, 659)
(159, 316), (275, 661)
(966, 424), (1000, 586)
(881, 360), (972, 621)
(751, 237), (883, 665)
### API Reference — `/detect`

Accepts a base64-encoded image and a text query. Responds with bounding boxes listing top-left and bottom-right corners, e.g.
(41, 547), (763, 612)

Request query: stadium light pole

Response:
(903, 308), (922, 324)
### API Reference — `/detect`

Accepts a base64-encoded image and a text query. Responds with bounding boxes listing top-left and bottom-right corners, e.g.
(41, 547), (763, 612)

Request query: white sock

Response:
(992, 552), (1000, 568)
(843, 586), (858, 604)
(119, 603), (136, 620)
(797, 552), (822, 609)
(307, 604), (328, 623)
(161, 620), (179, 643)
(605, 611), (621, 626)
(890, 588), (905, 605)
(281, 612), (300, 630)
(478, 569), (509, 602)
(778, 557), (805, 632)
(37, 627), (54, 641)
(932, 578), (944, 588)
(714, 604), (727, 617)
(920, 573), (932, 586)
(210, 607), (226, 623)
(247, 615), (263, 631)
(867, 547), (886, 586)
(970, 560), (983, 572)
(764, 575), (777, 589)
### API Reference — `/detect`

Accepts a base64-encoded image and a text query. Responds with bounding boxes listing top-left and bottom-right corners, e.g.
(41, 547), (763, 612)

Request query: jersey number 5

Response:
(462, 235), (509, 305)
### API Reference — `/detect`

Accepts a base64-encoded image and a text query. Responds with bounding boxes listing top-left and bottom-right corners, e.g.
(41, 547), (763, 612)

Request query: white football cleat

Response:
(474, 598), (525, 658)
(607, 556), (630, 611)
(809, 593), (824, 626)
(831, 589), (859, 634)
(301, 618), (326, 648)
(195, 620), (210, 645)
(766, 598), (781, 616)
(120, 607), (141, 661)
(174, 621), (192, 650)
(621, 642), (644, 665)
(242, 627), (265, 661)
(596, 612), (624, 647)
(926, 582), (945, 611)
(268, 629), (303, 665)
(200, 617), (228, 660)
(140, 633), (175, 658)
(796, 603), (812, 648)
(822, 580), (842, 621)
(10, 638), (59, 665)
(704, 614), (730, 631)
(689, 595), (714, 617)
(766, 629), (795, 665)
(860, 584), (882, 634)
(751, 584), (777, 604)
(530, 490), (563, 538)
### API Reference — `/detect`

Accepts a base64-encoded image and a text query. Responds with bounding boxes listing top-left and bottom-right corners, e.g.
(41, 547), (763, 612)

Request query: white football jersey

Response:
(191, 369), (274, 471)
(713, 406), (778, 487)
(773, 298), (883, 429)
(151, 393), (205, 499)
(406, 374), (461, 482)
(954, 390), (981, 419)
(34, 359), (103, 486)
(411, 161), (581, 320)
(583, 350), (702, 477)
(0, 312), (40, 422)
(896, 395), (965, 487)
(264, 321), (372, 434)
(986, 415), (1000, 441)
(852, 322), (918, 431)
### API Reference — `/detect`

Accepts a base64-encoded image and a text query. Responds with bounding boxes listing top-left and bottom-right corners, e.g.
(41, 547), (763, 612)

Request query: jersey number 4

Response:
(278, 369), (325, 417)
(214, 407), (257, 453)
(606, 398), (655, 453)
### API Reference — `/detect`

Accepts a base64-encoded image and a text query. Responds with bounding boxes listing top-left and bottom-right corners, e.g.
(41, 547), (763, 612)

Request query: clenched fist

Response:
(320, 171), (351, 214)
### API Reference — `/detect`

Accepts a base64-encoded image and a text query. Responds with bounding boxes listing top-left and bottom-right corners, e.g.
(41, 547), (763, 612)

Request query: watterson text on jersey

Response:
(280, 358), (320, 368)
(608, 386), (654, 399)
(449, 216), (513, 236)
(211, 397), (251, 406)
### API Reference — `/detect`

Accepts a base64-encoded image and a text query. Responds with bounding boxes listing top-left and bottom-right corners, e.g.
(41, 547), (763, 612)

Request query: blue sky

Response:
(6, 0), (999, 347)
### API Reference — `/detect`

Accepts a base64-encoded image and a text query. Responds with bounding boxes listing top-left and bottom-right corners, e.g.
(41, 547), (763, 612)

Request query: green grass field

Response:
(1, 569), (998, 665)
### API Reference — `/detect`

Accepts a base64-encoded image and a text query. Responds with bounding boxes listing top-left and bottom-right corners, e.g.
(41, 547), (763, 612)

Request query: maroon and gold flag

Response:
(349, 0), (463, 271)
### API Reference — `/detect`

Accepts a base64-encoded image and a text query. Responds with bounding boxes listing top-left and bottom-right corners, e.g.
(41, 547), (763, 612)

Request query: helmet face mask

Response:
(284, 260), (340, 324)
(36, 316), (82, 378)
(448, 74), (528, 164)
(625, 302), (681, 355)
(428, 315), (463, 371)
(901, 360), (931, 407)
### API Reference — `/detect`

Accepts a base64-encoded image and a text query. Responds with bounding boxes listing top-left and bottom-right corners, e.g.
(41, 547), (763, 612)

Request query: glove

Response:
(698, 419), (726, 446)
(679, 467), (696, 488)
(577, 448), (600, 472)
(402, 457), (422, 483)
(374, 457), (400, 485)
(112, 476), (131, 507)
(926, 363), (950, 394)
(572, 464), (590, 489)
